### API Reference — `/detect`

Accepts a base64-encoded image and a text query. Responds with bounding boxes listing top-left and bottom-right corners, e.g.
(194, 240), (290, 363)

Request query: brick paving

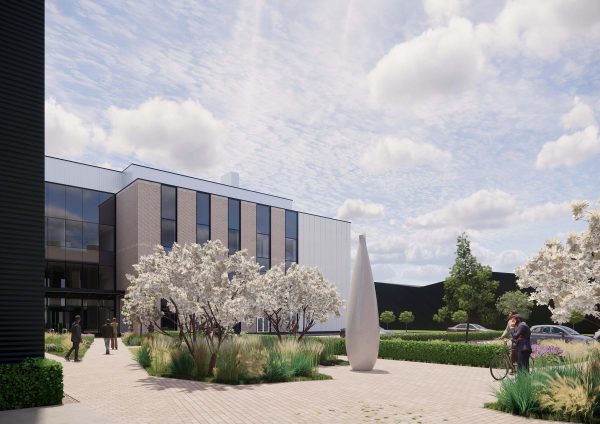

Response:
(1, 338), (559, 423)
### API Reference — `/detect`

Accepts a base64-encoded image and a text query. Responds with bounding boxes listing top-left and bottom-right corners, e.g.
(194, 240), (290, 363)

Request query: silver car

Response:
(530, 325), (596, 344)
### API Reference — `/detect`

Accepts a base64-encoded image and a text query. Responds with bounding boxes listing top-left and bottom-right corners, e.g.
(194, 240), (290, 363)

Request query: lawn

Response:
(44, 332), (95, 360)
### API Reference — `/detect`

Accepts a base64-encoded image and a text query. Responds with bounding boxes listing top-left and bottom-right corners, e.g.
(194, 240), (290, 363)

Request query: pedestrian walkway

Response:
(1, 337), (557, 423)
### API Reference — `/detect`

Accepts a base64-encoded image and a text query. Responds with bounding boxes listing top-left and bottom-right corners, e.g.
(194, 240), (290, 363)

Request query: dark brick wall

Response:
(0, 1), (45, 362)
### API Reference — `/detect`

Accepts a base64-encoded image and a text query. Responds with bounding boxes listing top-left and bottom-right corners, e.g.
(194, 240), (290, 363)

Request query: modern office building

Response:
(44, 156), (351, 334)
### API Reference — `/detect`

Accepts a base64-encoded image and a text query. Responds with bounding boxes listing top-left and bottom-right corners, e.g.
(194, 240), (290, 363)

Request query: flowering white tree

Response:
(515, 201), (600, 324)
(122, 240), (262, 375)
(259, 263), (344, 340)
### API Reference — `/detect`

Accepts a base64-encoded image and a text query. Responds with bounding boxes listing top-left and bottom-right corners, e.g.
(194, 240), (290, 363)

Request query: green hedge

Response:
(325, 337), (503, 367)
(378, 339), (504, 367)
(381, 330), (503, 342)
(0, 358), (63, 411)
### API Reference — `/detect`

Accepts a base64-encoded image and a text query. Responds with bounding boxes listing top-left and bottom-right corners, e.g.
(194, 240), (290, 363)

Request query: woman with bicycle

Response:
(511, 314), (532, 372)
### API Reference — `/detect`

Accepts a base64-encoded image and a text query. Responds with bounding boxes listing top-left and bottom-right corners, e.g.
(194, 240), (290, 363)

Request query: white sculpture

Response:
(346, 234), (379, 371)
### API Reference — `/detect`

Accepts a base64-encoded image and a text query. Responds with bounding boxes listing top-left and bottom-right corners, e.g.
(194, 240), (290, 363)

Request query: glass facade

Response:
(161, 185), (177, 250)
(256, 204), (270, 272)
(196, 192), (210, 245)
(44, 182), (116, 333)
(285, 210), (298, 270)
(228, 198), (240, 255)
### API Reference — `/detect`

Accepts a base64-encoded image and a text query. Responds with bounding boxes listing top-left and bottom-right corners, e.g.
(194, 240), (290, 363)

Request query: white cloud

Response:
(336, 198), (385, 221)
(400, 264), (448, 282)
(407, 189), (516, 230)
(535, 126), (600, 169)
(368, 17), (483, 109)
(477, 0), (600, 59)
(492, 249), (528, 272)
(372, 264), (397, 281)
(519, 201), (571, 222)
(561, 97), (597, 130)
(45, 99), (91, 157)
(360, 137), (451, 173)
(424, 0), (470, 26)
(105, 98), (225, 174)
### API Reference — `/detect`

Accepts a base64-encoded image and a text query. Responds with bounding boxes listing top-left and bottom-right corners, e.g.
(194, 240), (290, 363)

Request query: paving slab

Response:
(0, 338), (561, 423)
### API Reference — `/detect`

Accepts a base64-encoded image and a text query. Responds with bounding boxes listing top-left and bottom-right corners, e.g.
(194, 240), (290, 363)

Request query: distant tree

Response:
(569, 311), (585, 329)
(379, 310), (396, 330)
(496, 290), (533, 319)
(434, 233), (499, 342)
(452, 310), (468, 323)
(398, 310), (415, 332)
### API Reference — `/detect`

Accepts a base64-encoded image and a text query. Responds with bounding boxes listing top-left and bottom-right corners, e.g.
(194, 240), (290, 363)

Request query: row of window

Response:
(45, 261), (114, 290)
(256, 204), (270, 272)
(46, 218), (114, 251)
(46, 183), (115, 225)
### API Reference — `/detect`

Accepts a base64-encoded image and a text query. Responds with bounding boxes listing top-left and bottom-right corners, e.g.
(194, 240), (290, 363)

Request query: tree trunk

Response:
(207, 352), (218, 377)
(465, 318), (470, 343)
(405, 323), (408, 332)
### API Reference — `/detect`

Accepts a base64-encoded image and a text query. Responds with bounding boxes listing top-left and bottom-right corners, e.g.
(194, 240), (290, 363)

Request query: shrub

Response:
(495, 371), (544, 416)
(169, 348), (196, 379)
(0, 358), (63, 411)
(135, 346), (151, 368)
(381, 330), (503, 343)
(237, 336), (268, 381)
(144, 335), (177, 376)
(190, 340), (211, 380)
(215, 339), (242, 384)
(122, 332), (143, 346)
(378, 339), (504, 367)
(264, 350), (293, 382)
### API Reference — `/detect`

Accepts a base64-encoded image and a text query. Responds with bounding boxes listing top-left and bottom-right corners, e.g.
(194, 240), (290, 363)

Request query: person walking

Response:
(101, 319), (113, 354)
(512, 314), (532, 372)
(110, 317), (118, 350)
(65, 315), (82, 362)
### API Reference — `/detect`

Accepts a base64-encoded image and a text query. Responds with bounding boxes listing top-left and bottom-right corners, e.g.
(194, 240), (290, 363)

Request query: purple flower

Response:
(531, 344), (564, 358)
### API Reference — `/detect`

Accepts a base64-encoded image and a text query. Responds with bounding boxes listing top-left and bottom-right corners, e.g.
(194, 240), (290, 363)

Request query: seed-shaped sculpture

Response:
(346, 234), (379, 371)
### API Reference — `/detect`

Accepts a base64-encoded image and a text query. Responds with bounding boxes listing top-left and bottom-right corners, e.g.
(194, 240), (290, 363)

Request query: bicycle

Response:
(489, 339), (534, 380)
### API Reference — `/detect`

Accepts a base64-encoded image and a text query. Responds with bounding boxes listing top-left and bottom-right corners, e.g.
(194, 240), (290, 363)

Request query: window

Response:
(44, 183), (116, 293)
(256, 205), (270, 272)
(65, 186), (82, 221)
(257, 317), (269, 333)
(47, 218), (65, 247)
(161, 185), (177, 250)
(228, 199), (240, 254)
(196, 192), (210, 245)
(285, 210), (298, 271)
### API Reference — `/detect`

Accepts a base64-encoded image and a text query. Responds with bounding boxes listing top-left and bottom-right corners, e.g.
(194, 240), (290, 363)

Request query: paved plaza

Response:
(1, 338), (557, 424)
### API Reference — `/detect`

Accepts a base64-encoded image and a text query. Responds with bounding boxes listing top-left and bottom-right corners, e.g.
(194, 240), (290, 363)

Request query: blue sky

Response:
(45, 0), (600, 285)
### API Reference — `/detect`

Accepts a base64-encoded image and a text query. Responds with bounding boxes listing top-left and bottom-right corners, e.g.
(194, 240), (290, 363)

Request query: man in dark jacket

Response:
(65, 315), (82, 362)
(512, 314), (532, 372)
(101, 319), (113, 355)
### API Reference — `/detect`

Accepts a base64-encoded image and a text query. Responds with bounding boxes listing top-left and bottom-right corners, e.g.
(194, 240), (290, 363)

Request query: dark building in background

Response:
(375, 272), (595, 334)
(0, 1), (45, 363)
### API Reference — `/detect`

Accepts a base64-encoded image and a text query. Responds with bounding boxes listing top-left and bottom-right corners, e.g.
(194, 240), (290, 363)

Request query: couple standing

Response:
(101, 317), (119, 354)
(501, 312), (532, 371)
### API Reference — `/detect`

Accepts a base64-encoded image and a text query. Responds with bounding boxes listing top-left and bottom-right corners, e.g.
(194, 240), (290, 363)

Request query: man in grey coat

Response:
(65, 315), (82, 362)
(101, 319), (113, 354)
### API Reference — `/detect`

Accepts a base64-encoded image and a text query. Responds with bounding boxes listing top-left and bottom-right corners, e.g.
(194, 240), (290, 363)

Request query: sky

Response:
(45, 0), (600, 285)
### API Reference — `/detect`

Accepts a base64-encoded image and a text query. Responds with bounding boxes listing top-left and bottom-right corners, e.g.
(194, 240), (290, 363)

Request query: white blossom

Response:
(259, 263), (344, 340)
(516, 201), (600, 324)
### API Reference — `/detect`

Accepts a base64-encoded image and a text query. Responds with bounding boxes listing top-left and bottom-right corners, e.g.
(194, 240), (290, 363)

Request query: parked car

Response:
(447, 323), (491, 332)
(379, 327), (393, 335)
(530, 325), (597, 344)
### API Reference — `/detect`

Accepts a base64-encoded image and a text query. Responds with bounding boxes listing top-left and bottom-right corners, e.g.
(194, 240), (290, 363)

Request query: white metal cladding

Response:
(45, 157), (293, 209)
(298, 213), (351, 332)
(45, 157), (123, 193)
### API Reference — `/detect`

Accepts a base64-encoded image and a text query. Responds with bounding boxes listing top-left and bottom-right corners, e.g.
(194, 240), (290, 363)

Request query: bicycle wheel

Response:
(490, 354), (510, 381)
